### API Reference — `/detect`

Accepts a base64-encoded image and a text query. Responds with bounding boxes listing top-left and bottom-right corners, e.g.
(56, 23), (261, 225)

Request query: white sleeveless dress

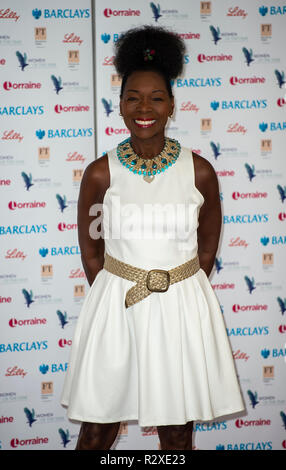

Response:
(61, 143), (245, 426)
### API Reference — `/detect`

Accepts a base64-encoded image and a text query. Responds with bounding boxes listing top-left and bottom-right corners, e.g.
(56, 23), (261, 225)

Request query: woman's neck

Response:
(130, 134), (165, 159)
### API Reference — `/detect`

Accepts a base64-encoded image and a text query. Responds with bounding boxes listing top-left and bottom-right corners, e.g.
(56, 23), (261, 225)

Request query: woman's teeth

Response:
(134, 119), (156, 127)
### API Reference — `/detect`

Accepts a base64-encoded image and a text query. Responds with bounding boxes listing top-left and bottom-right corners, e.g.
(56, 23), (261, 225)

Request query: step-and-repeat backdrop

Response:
(1, 0), (286, 451)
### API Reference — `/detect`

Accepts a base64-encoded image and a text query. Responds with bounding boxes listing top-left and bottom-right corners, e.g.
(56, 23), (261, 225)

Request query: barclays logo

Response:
(210, 99), (267, 110)
(101, 33), (124, 44)
(260, 235), (286, 246)
(39, 363), (68, 374)
(216, 441), (272, 450)
(39, 246), (80, 256)
(261, 347), (286, 358)
(32, 9), (90, 19)
(259, 6), (286, 16)
(259, 121), (286, 131)
(227, 326), (269, 336)
(0, 105), (44, 116)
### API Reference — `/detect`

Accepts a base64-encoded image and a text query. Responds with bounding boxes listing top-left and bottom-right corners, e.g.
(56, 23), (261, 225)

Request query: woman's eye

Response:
(153, 98), (163, 101)
(127, 97), (137, 101)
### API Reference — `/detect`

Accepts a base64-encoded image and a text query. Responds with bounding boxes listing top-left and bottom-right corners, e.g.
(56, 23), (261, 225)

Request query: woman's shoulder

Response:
(80, 153), (110, 197)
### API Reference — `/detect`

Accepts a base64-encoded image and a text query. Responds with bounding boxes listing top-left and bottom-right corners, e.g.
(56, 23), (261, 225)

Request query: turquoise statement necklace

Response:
(116, 137), (181, 183)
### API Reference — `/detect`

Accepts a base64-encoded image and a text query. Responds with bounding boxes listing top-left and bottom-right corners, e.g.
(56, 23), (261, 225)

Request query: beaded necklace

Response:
(116, 137), (181, 183)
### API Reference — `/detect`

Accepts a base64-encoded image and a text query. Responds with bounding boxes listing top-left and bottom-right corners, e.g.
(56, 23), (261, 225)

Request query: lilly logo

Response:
(259, 122), (268, 132)
(36, 129), (45, 139)
(215, 257), (223, 274)
(56, 194), (68, 213)
(261, 348), (270, 358)
(247, 390), (259, 408)
(210, 101), (219, 110)
(22, 289), (34, 308)
(59, 429), (71, 448)
(209, 25), (221, 45)
(245, 164), (256, 181)
(277, 185), (286, 202)
(39, 247), (48, 257)
(210, 142), (221, 160)
(39, 364), (49, 374)
(260, 236), (270, 246)
(32, 8), (41, 19)
(21, 172), (33, 191)
(242, 47), (254, 66)
(277, 297), (286, 315)
(150, 3), (162, 22)
(244, 276), (256, 294)
(259, 6), (268, 16)
(16, 51), (28, 71)
(101, 98), (113, 116)
(24, 408), (36, 427)
(101, 33), (111, 44)
(51, 75), (63, 94)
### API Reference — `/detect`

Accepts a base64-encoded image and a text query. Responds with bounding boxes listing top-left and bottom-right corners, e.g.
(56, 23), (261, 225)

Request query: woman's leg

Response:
(157, 421), (193, 450)
(75, 421), (121, 450)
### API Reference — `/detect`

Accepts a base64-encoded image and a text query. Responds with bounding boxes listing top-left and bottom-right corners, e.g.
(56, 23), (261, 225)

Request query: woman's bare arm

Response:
(193, 153), (222, 277)
(77, 155), (109, 286)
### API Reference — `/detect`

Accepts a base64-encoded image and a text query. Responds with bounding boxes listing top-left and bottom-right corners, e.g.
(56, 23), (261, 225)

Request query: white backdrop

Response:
(0, 0), (286, 451)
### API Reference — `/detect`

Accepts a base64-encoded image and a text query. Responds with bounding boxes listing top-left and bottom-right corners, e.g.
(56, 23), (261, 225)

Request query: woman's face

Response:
(120, 70), (174, 141)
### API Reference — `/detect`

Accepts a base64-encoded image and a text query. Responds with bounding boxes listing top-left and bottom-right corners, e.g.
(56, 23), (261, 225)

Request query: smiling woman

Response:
(61, 25), (245, 451)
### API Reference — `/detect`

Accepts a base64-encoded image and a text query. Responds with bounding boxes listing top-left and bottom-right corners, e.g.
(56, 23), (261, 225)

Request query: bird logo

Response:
(16, 51), (29, 71)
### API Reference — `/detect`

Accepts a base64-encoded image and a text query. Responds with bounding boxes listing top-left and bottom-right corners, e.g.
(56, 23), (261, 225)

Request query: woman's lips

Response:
(134, 119), (156, 128)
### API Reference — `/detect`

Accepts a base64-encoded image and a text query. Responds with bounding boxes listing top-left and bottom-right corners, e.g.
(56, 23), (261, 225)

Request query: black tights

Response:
(75, 421), (193, 450)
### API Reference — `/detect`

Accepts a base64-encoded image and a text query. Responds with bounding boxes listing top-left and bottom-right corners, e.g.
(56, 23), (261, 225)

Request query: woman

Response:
(61, 26), (245, 450)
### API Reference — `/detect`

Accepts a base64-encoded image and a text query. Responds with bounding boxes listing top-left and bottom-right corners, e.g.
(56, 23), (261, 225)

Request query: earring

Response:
(119, 112), (122, 116)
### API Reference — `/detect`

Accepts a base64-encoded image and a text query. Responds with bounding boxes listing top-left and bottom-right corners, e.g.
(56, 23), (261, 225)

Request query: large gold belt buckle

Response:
(146, 269), (170, 293)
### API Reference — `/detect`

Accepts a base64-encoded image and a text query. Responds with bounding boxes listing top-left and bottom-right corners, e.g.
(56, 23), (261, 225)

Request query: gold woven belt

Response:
(103, 253), (200, 308)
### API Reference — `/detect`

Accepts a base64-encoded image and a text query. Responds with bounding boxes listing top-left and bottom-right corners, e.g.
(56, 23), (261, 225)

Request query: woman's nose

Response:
(137, 97), (152, 112)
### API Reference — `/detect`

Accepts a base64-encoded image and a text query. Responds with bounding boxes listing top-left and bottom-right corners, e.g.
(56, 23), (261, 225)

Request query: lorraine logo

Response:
(281, 411), (286, 429)
(22, 289), (34, 308)
(261, 348), (270, 358)
(260, 236), (270, 246)
(275, 70), (285, 88)
(59, 429), (71, 448)
(210, 142), (221, 160)
(277, 297), (286, 315)
(242, 47), (254, 66)
(51, 75), (63, 94)
(21, 172), (33, 191)
(277, 185), (286, 202)
(245, 163), (256, 181)
(16, 51), (29, 71)
(57, 310), (68, 329)
(215, 257), (223, 274)
(150, 3), (162, 22)
(56, 194), (68, 212)
(39, 364), (49, 374)
(244, 276), (256, 294)
(247, 390), (259, 408)
(101, 98), (113, 116)
(209, 25), (221, 45)
(24, 408), (37, 427)
(32, 8), (41, 19)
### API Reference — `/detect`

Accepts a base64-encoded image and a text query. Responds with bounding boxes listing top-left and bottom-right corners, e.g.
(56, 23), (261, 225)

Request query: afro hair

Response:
(113, 25), (186, 97)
